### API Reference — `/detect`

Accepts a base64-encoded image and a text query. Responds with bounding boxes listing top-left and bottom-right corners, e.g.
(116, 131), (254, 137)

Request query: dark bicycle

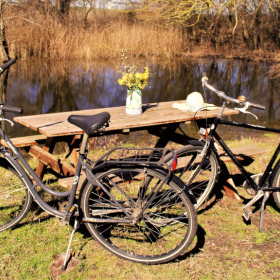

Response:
(165, 72), (280, 232)
(0, 59), (198, 267)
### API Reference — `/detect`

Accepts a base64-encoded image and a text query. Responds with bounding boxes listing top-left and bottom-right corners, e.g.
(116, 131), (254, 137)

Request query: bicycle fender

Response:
(188, 140), (204, 146)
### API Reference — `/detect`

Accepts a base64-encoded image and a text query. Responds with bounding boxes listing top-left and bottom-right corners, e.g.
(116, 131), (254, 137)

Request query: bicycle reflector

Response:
(172, 153), (178, 171)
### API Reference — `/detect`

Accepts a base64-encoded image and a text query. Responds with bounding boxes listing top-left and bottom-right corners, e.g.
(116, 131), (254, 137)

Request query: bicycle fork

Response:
(242, 190), (270, 232)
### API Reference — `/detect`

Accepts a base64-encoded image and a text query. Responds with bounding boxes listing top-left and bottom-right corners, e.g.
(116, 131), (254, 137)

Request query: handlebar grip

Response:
(0, 59), (16, 74)
(249, 103), (265, 111)
(1, 105), (23, 114)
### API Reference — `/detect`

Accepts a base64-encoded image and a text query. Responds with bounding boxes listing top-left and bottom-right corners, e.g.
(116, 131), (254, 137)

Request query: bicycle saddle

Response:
(68, 112), (111, 136)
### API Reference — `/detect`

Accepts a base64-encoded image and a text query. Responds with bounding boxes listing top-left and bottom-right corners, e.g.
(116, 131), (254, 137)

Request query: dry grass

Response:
(6, 7), (184, 60)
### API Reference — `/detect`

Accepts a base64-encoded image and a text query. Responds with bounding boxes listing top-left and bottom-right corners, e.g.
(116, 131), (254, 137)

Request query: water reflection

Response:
(4, 58), (280, 140)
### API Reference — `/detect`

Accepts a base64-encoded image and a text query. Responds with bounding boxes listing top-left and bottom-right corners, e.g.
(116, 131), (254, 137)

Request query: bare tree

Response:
(0, 0), (9, 61)
(82, 0), (96, 25)
(56, 0), (72, 19)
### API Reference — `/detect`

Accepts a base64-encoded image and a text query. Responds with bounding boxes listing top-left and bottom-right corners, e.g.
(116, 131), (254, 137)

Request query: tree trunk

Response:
(0, 0), (9, 61)
(241, 1), (249, 44)
(277, 6), (280, 46)
(56, 0), (72, 20)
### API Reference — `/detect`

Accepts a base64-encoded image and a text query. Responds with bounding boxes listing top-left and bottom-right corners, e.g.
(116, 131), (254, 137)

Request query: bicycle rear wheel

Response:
(0, 159), (32, 232)
(163, 145), (219, 209)
(271, 160), (280, 209)
(80, 167), (197, 264)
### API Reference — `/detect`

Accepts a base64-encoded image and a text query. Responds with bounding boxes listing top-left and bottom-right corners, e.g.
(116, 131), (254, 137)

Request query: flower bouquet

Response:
(117, 51), (150, 115)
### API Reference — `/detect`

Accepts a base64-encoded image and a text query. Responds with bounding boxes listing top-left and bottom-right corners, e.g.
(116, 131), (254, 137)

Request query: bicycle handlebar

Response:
(0, 59), (16, 75)
(0, 105), (23, 114)
(201, 72), (265, 111)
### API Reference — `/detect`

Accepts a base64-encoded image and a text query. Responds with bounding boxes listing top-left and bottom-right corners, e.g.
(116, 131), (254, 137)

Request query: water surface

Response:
(4, 58), (279, 142)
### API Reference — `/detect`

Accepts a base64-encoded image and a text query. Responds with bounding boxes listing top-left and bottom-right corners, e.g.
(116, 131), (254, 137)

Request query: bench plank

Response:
(218, 145), (270, 163)
(29, 145), (76, 177)
(0, 135), (47, 148)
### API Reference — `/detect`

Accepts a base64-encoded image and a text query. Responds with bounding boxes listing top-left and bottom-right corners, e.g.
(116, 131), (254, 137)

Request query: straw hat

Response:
(172, 92), (217, 112)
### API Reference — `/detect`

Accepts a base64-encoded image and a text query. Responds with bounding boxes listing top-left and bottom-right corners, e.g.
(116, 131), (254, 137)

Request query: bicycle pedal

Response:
(243, 206), (252, 221)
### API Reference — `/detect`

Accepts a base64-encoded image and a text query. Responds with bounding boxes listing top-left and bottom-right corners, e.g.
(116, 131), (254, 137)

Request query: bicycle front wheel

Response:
(80, 167), (197, 264)
(0, 159), (32, 232)
(163, 145), (219, 209)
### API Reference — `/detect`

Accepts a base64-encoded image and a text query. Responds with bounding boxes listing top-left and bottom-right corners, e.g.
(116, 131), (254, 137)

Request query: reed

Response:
(6, 8), (184, 60)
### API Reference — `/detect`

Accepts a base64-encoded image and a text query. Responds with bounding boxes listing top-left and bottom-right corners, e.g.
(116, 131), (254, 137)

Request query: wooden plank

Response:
(59, 175), (86, 191)
(0, 135), (47, 148)
(218, 145), (270, 162)
(172, 145), (269, 168)
(13, 100), (238, 137)
(29, 145), (76, 177)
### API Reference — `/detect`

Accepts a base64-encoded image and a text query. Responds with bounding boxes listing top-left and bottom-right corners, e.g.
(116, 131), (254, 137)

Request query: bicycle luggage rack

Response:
(92, 147), (177, 171)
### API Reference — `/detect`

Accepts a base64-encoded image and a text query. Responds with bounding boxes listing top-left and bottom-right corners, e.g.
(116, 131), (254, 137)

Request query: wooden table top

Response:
(14, 100), (238, 137)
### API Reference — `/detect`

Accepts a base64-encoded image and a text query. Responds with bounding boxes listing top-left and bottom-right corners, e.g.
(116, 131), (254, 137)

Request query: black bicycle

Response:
(165, 72), (280, 232)
(0, 59), (198, 266)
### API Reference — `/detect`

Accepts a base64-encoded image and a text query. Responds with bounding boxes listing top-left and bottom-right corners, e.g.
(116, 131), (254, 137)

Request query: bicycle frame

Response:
(200, 101), (280, 193)
(0, 127), (86, 218)
(0, 126), (175, 223)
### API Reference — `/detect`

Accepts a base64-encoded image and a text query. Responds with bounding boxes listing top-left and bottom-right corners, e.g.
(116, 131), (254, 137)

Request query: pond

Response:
(3, 58), (280, 143)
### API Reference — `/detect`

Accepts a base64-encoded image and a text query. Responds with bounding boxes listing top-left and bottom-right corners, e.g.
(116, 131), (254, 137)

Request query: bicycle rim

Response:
(164, 145), (219, 209)
(0, 162), (32, 232)
(81, 167), (197, 264)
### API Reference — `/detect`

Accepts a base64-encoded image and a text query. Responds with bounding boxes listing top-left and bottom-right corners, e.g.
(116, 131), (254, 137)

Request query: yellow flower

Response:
(117, 63), (150, 92)
(142, 73), (149, 80)
(122, 74), (129, 81)
(118, 79), (125, 85)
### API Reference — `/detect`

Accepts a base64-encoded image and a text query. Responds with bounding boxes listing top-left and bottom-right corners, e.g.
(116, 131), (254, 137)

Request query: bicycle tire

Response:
(80, 167), (197, 264)
(271, 159), (280, 208)
(163, 145), (219, 209)
(0, 158), (32, 232)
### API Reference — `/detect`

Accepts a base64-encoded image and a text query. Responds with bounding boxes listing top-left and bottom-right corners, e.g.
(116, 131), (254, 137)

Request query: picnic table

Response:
(12, 100), (245, 197)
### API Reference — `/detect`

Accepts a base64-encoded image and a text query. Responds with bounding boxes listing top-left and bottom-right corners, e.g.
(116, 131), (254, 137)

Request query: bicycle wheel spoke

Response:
(81, 167), (197, 264)
(0, 162), (32, 231)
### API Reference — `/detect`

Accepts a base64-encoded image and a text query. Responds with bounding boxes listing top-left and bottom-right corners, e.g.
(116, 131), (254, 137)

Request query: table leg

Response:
(67, 135), (81, 167)
(152, 123), (180, 148)
(35, 137), (56, 180)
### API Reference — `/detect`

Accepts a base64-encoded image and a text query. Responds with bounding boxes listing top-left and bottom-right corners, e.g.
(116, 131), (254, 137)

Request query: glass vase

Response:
(125, 89), (142, 115)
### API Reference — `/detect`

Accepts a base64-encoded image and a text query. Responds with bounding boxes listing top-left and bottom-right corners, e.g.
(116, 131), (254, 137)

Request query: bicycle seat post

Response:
(80, 133), (89, 155)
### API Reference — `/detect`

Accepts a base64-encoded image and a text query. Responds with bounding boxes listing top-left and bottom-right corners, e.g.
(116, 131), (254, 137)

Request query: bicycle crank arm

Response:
(242, 190), (264, 221)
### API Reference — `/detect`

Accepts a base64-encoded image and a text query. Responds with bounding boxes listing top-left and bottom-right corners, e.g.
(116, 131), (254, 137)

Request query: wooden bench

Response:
(0, 135), (47, 148)
(0, 135), (77, 177)
(58, 144), (270, 194)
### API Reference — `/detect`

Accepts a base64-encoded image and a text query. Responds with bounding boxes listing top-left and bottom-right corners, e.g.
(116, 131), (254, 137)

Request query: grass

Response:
(1, 132), (280, 279)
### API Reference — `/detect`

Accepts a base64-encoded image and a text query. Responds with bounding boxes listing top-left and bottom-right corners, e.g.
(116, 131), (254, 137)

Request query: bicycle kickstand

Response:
(259, 191), (270, 233)
(61, 219), (80, 271)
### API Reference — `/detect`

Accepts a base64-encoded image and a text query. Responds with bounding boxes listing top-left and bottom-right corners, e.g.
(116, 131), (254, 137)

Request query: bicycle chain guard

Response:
(243, 174), (263, 195)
